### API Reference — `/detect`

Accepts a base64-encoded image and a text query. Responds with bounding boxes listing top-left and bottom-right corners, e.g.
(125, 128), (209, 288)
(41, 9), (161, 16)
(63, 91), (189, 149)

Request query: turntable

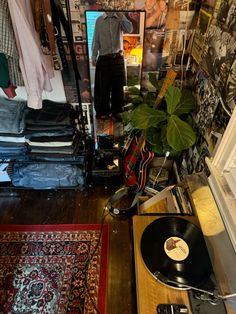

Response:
(141, 216), (212, 289)
(133, 215), (227, 314)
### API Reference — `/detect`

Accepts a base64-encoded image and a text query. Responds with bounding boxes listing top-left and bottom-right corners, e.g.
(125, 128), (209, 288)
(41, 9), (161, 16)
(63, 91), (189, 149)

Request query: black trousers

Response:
(94, 54), (126, 116)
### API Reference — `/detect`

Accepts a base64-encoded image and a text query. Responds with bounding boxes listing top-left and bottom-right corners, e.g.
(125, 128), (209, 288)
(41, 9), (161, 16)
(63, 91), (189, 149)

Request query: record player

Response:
(133, 215), (229, 314)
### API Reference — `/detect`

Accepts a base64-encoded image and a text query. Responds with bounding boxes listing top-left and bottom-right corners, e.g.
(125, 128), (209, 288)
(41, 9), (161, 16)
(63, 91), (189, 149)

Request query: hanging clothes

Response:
(31, 0), (51, 54)
(0, 53), (17, 98)
(31, 0), (62, 70)
(0, 0), (24, 86)
(7, 0), (54, 109)
(42, 0), (62, 70)
(0, 53), (9, 88)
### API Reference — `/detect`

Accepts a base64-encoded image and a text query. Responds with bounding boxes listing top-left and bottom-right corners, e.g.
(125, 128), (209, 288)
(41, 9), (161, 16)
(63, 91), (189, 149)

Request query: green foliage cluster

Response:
(122, 81), (196, 157)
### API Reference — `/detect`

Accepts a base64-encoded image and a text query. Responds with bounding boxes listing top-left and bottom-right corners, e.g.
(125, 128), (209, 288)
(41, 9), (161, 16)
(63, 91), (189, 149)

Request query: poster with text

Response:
(62, 43), (91, 103)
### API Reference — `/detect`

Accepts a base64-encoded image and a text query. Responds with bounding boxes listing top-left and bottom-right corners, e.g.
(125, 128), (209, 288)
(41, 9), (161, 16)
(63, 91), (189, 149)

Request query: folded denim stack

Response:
(25, 99), (82, 159)
(11, 100), (85, 189)
(0, 98), (27, 158)
(12, 163), (84, 188)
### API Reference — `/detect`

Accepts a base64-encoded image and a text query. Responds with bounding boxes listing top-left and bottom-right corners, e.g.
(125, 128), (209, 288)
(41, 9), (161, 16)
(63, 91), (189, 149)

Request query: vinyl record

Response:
(141, 217), (212, 289)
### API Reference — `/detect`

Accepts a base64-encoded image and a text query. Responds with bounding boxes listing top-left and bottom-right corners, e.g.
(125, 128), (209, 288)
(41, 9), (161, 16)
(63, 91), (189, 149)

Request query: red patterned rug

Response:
(0, 224), (109, 314)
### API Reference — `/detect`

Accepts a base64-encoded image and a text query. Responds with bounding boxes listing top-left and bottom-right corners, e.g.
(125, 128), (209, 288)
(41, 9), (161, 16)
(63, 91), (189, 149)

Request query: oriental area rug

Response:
(0, 224), (109, 314)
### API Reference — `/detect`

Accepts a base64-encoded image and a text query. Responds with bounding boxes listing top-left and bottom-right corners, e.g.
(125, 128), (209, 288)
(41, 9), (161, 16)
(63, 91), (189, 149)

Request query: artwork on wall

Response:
(58, 0), (92, 103)
(223, 59), (236, 108)
(198, 9), (212, 35)
(194, 70), (220, 137)
(201, 24), (236, 111)
(123, 35), (141, 61)
(60, 0), (87, 42)
(215, 0), (236, 35)
(181, 0), (236, 177)
(192, 139), (211, 174)
(166, 0), (198, 29)
(95, 0), (135, 10)
(187, 65), (231, 174)
(142, 29), (164, 71)
(179, 133), (211, 178)
(161, 29), (193, 70)
(211, 101), (231, 135)
(201, 0), (217, 13)
(170, 0), (198, 11)
(124, 11), (141, 33)
(190, 0), (236, 136)
(191, 9), (212, 64)
(144, 0), (168, 29)
(62, 42), (91, 103)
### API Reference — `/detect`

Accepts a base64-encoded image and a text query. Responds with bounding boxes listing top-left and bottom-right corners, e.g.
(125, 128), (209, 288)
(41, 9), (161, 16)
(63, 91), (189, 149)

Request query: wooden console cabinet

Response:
(133, 215), (193, 314)
(133, 174), (236, 314)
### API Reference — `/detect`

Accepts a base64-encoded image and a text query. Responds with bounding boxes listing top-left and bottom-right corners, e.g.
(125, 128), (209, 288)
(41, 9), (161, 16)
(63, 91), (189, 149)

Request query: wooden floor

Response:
(0, 184), (137, 314)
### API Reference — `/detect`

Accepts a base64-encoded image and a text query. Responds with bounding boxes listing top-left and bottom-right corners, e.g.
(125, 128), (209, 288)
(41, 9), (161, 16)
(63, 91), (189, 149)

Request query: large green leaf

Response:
(120, 110), (132, 124)
(131, 104), (167, 129)
(167, 115), (196, 151)
(161, 126), (182, 158)
(146, 127), (161, 144)
(145, 127), (181, 157)
(146, 128), (164, 154)
(172, 89), (196, 116)
(165, 86), (181, 114)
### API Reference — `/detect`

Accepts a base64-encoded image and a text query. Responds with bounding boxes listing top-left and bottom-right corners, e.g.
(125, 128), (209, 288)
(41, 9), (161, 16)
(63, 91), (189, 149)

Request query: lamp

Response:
(130, 45), (143, 64)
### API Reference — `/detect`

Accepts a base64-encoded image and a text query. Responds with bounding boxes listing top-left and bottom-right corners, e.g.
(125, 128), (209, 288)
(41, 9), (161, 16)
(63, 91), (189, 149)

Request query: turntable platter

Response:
(141, 217), (212, 288)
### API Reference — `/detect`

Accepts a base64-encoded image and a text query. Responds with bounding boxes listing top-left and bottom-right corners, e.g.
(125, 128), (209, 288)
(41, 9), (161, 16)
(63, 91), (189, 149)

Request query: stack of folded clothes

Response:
(10, 100), (85, 189)
(0, 97), (27, 159)
(25, 99), (81, 158)
(12, 163), (85, 189)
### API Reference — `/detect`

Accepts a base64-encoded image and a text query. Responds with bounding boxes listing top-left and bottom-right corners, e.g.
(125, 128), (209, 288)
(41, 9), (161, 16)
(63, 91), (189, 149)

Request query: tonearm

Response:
(154, 271), (236, 303)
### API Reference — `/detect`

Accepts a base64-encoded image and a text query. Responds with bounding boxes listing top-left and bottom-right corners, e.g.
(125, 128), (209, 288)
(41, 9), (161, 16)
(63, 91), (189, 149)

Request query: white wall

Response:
(0, 70), (66, 103)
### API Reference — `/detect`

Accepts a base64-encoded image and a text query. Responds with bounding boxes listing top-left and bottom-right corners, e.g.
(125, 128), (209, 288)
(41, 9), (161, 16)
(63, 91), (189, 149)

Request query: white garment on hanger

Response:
(7, 0), (54, 109)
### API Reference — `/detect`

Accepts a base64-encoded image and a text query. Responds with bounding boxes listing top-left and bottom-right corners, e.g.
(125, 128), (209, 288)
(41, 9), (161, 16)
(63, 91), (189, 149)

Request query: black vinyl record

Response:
(141, 217), (212, 289)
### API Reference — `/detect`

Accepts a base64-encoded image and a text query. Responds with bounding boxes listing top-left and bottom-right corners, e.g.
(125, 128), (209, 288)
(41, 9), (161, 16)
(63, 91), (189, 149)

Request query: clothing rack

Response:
(0, 1), (89, 191)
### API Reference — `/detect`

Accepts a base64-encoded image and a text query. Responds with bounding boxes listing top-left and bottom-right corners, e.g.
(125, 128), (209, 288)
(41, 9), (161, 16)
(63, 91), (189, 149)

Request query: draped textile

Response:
(7, 0), (54, 109)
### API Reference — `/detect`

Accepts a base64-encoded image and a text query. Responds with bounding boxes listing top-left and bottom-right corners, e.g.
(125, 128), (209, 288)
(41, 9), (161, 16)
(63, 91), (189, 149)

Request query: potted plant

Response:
(122, 76), (197, 158)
